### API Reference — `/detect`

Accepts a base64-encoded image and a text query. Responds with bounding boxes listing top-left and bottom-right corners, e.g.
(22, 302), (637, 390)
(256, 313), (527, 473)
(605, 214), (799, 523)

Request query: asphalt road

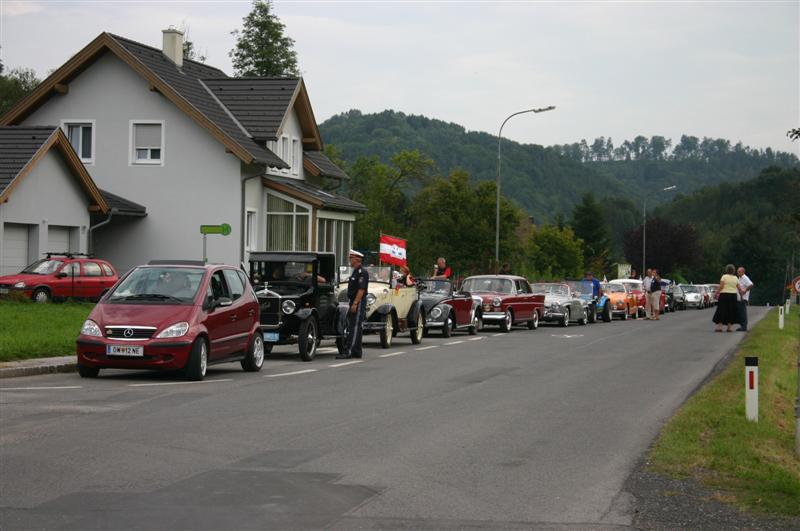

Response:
(0, 306), (766, 530)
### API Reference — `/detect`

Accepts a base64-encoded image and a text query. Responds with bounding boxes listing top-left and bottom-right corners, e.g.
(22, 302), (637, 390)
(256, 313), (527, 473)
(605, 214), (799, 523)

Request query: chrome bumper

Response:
(482, 311), (506, 321)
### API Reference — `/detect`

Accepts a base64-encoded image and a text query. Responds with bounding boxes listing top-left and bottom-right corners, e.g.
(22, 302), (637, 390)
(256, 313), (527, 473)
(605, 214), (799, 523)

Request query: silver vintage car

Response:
(532, 282), (590, 327)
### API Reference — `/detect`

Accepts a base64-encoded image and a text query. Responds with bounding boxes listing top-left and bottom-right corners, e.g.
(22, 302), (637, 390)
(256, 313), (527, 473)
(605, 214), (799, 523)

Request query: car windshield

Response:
(565, 280), (593, 297)
(603, 283), (626, 293)
(421, 279), (452, 295)
(21, 259), (64, 275)
(462, 277), (513, 294)
(107, 267), (205, 304)
(616, 281), (640, 291)
(532, 283), (569, 296)
(251, 261), (322, 285)
(681, 285), (700, 293)
(339, 265), (393, 284)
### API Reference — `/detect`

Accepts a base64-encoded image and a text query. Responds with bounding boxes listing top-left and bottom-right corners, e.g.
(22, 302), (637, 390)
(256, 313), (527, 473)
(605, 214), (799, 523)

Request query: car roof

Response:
(465, 275), (525, 280)
(248, 251), (334, 263)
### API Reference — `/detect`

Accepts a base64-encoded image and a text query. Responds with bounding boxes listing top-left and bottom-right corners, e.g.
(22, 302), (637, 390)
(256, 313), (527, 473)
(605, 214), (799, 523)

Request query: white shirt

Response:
(643, 277), (652, 291)
(738, 274), (753, 301)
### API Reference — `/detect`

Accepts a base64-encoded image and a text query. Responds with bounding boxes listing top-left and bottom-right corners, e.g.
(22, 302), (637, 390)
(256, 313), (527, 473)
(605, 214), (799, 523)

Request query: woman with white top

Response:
(713, 264), (740, 332)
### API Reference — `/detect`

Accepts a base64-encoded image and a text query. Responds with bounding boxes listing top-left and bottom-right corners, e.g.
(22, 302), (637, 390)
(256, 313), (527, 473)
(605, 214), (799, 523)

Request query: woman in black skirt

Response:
(713, 264), (740, 332)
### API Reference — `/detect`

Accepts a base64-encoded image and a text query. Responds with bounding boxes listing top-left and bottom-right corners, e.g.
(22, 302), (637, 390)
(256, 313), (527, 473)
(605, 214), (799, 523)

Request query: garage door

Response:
(48, 226), (71, 255)
(2, 223), (30, 275)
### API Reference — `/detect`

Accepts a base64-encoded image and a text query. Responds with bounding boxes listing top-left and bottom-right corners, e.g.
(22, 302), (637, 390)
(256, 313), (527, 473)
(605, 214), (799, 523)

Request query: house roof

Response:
(202, 78), (300, 142)
(0, 126), (108, 213)
(99, 189), (147, 216)
(263, 175), (366, 213)
(303, 151), (350, 180)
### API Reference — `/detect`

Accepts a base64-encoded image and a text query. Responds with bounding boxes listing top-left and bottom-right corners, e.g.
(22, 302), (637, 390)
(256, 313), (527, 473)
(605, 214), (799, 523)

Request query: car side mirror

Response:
(216, 297), (233, 308)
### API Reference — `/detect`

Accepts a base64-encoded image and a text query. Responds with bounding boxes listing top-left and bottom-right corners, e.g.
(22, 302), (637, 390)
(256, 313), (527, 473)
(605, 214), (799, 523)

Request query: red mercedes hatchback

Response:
(76, 261), (264, 380)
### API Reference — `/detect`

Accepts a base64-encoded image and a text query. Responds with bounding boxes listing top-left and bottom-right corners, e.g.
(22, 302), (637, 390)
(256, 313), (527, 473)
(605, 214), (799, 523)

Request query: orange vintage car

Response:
(601, 282), (638, 320)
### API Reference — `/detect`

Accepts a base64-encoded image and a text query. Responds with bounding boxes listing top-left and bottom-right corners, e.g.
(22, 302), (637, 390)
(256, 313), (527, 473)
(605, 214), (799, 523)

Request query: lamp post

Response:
(496, 106), (555, 267)
(642, 185), (677, 278)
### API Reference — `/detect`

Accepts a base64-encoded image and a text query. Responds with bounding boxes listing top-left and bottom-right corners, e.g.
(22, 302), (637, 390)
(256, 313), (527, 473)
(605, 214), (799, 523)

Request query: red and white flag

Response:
(379, 234), (407, 266)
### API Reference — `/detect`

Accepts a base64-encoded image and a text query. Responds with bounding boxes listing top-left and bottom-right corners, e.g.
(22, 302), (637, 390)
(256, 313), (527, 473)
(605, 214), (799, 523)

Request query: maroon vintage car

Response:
(419, 278), (482, 337)
(460, 275), (544, 332)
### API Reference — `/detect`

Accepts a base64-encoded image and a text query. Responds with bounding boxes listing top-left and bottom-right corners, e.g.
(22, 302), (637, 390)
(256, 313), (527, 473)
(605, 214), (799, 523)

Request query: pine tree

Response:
(230, 0), (299, 77)
(571, 192), (611, 273)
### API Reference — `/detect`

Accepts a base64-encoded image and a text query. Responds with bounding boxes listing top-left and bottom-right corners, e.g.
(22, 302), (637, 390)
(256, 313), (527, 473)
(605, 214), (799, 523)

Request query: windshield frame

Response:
(21, 259), (65, 275)
(106, 266), (206, 305)
(461, 277), (513, 295)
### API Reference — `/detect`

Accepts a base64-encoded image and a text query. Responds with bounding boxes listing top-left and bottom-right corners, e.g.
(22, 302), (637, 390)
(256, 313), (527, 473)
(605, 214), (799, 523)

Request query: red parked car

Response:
(460, 275), (544, 332)
(76, 261), (263, 380)
(0, 254), (118, 302)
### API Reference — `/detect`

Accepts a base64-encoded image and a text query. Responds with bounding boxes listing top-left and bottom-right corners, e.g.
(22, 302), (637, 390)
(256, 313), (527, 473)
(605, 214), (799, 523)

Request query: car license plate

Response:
(106, 345), (144, 357)
(263, 332), (280, 343)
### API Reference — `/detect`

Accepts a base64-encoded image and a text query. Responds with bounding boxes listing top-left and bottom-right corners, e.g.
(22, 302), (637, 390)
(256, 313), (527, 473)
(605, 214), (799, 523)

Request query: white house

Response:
(0, 29), (364, 274)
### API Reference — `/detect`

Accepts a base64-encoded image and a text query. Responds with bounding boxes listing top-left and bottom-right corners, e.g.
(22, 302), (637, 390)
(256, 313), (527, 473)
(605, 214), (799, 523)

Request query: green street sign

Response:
(200, 223), (232, 236)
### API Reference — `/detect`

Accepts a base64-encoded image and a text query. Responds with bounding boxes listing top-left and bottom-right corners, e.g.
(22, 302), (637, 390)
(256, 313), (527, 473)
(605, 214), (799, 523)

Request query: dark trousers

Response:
(345, 302), (366, 358)
(738, 300), (749, 330)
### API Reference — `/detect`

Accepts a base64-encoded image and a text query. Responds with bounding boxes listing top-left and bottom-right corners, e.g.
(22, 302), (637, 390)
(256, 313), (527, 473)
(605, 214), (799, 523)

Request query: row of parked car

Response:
(0, 252), (719, 381)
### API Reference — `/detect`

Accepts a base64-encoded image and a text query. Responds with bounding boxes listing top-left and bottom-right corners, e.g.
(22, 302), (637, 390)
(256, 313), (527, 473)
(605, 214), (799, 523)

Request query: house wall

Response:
(21, 52), (243, 273)
(266, 106), (305, 181)
(0, 149), (90, 272)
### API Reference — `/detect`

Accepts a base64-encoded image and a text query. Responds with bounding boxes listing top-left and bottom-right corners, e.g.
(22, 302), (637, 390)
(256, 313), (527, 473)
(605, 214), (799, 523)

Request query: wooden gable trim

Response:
(302, 157), (322, 178)
(0, 33), (256, 165)
(0, 129), (109, 213)
(261, 177), (324, 208)
(273, 79), (323, 152)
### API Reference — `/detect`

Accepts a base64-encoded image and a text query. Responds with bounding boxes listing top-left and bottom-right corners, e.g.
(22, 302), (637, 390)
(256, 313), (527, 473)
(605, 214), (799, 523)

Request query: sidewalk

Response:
(0, 356), (76, 379)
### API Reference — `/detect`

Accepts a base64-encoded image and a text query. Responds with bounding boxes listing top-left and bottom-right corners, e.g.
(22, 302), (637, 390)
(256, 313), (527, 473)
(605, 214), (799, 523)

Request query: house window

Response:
(317, 217), (353, 266)
(131, 121), (164, 164)
(245, 211), (257, 250)
(63, 122), (94, 163)
(265, 192), (310, 251)
(280, 136), (289, 174)
(291, 138), (300, 175)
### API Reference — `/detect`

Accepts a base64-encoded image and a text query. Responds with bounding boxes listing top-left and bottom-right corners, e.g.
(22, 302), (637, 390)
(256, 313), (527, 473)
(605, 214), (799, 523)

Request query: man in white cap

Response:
(338, 250), (369, 359)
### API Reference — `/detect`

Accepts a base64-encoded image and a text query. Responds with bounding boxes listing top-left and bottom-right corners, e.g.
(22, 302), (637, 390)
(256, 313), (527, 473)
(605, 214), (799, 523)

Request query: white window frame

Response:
(280, 135), (290, 174)
(129, 120), (165, 166)
(264, 189), (312, 251)
(291, 138), (300, 176)
(245, 209), (257, 251)
(60, 119), (96, 165)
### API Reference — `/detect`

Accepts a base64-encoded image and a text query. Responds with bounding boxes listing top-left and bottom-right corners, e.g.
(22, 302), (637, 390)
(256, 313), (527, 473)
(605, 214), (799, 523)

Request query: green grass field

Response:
(0, 300), (94, 362)
(648, 304), (800, 516)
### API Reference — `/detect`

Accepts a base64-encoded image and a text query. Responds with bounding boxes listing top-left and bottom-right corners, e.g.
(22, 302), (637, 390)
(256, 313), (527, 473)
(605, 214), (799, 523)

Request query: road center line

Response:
(0, 385), (83, 391)
(128, 379), (233, 387)
(444, 340), (464, 345)
(415, 346), (438, 351)
(468, 337), (485, 341)
(265, 369), (317, 378)
(328, 360), (364, 368)
(492, 333), (505, 337)
(379, 351), (406, 358)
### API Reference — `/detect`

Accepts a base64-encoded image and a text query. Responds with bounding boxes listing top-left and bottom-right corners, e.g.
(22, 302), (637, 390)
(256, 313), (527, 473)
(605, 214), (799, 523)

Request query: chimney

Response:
(162, 27), (184, 67)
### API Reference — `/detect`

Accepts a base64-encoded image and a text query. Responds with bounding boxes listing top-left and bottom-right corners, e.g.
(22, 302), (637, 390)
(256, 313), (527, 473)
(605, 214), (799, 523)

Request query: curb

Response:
(0, 358), (77, 379)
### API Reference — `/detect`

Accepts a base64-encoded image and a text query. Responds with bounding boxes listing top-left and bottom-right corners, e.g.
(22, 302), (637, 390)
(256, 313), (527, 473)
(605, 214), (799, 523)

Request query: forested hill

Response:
(319, 110), (798, 221)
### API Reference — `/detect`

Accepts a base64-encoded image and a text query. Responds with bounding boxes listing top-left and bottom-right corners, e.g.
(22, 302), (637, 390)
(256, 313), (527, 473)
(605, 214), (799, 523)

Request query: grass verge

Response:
(648, 304), (800, 516)
(0, 300), (94, 362)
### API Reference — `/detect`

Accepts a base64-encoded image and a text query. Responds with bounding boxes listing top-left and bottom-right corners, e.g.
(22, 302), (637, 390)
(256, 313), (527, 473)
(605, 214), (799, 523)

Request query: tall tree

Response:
(0, 66), (39, 115)
(571, 192), (611, 273)
(526, 224), (583, 280)
(230, 0), (299, 77)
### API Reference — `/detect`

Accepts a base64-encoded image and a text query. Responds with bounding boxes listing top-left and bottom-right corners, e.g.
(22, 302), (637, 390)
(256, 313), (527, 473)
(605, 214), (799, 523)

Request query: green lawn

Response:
(648, 304), (800, 516)
(0, 300), (95, 362)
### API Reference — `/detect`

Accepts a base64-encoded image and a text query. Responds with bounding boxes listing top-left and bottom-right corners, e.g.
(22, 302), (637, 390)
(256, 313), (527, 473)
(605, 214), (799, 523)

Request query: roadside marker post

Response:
(745, 357), (758, 422)
(779, 306), (785, 330)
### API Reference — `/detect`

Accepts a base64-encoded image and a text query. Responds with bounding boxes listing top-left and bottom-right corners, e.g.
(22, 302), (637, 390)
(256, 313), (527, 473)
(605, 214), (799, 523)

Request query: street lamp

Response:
(496, 106), (555, 267)
(642, 185), (678, 278)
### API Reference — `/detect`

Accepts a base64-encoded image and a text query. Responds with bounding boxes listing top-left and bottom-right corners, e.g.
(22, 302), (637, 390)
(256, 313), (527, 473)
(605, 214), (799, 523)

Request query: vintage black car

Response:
(248, 252), (347, 361)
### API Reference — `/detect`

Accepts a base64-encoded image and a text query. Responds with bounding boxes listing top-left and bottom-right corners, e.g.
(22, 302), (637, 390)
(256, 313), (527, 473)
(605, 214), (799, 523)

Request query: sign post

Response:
(779, 305), (785, 330)
(200, 223), (232, 263)
(745, 357), (758, 422)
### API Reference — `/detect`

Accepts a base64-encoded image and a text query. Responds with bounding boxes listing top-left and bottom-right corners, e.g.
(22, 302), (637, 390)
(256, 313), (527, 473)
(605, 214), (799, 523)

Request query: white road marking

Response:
(551, 334), (584, 339)
(328, 360), (364, 368)
(265, 369), (317, 378)
(415, 346), (438, 351)
(128, 379), (233, 387)
(468, 337), (485, 341)
(317, 347), (338, 354)
(444, 340), (464, 345)
(492, 333), (505, 337)
(0, 385), (83, 391)
(379, 351), (406, 358)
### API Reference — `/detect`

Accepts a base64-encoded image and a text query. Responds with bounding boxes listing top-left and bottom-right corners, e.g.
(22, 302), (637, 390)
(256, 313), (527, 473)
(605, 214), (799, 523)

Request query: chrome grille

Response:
(105, 326), (156, 340)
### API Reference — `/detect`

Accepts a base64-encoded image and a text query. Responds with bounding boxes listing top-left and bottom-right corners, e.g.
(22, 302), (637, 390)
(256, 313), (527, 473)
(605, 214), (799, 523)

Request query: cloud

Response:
(1, 1), (45, 16)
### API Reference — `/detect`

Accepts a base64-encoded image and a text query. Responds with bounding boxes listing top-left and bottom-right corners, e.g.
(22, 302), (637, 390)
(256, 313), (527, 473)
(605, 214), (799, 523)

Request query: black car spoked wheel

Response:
(500, 310), (513, 332)
(468, 312), (481, 335)
(442, 313), (453, 338)
(602, 302), (612, 322)
(298, 318), (318, 361)
(380, 313), (393, 348)
(561, 308), (570, 327)
(411, 311), (423, 344)
(579, 308), (588, 326)
(587, 305), (597, 324)
(241, 333), (265, 372)
(185, 337), (208, 381)
(527, 311), (538, 330)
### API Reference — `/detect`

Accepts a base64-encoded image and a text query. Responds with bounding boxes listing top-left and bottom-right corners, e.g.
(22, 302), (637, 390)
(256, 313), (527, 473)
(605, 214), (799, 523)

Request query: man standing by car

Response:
(584, 271), (602, 298)
(643, 268), (653, 318)
(649, 269), (662, 320)
(432, 257), (452, 280)
(338, 250), (369, 359)
(737, 266), (753, 331)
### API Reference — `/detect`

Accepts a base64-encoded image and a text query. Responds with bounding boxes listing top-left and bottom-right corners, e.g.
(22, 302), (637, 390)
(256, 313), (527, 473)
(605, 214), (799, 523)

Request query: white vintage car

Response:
(336, 266), (424, 348)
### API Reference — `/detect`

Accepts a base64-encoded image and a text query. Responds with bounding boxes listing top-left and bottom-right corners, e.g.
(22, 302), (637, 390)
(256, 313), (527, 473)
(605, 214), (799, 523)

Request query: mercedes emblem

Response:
(123, 328), (134, 338)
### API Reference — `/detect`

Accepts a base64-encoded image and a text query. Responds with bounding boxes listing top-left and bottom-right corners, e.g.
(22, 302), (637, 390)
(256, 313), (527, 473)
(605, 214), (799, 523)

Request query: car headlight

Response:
(13, 281), (26, 288)
(80, 320), (102, 337)
(366, 293), (376, 307)
(492, 297), (501, 308)
(156, 322), (189, 338)
(430, 306), (442, 319)
(281, 300), (296, 314)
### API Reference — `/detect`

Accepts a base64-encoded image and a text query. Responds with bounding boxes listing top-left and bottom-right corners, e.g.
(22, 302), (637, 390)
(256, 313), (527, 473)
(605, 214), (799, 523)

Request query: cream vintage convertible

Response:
(336, 266), (424, 348)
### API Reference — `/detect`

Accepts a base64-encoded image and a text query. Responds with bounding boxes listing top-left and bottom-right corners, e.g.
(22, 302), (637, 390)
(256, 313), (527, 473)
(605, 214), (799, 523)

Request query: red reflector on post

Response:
(749, 370), (754, 390)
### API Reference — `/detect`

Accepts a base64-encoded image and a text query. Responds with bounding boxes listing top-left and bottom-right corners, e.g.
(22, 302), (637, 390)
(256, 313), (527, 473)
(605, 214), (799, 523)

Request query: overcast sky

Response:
(1, 0), (798, 153)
